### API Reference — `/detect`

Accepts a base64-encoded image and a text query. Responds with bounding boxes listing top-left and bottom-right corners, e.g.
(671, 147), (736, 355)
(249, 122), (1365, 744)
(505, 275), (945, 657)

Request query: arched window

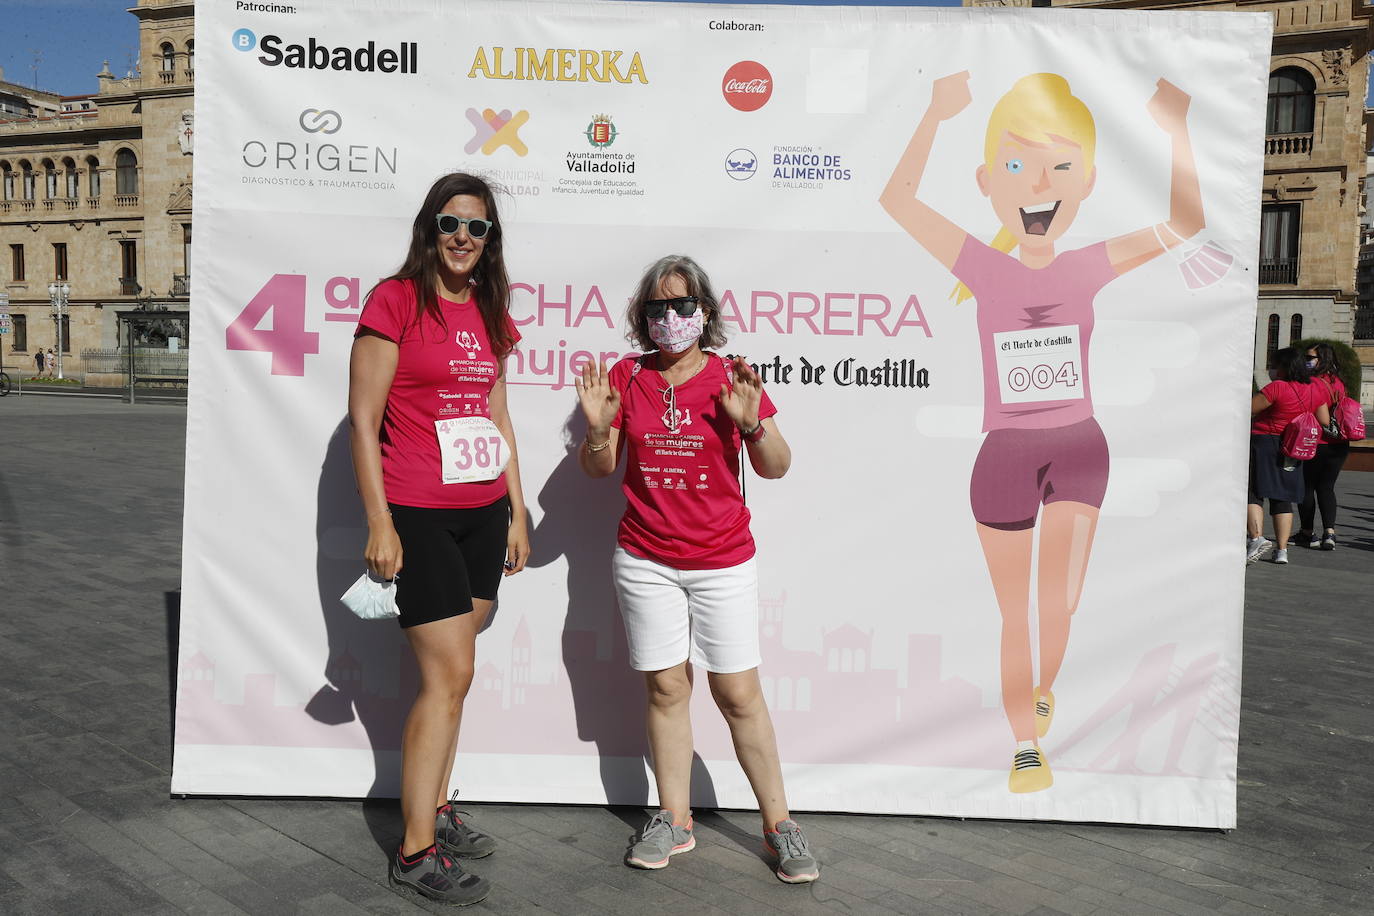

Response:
(20, 161), (34, 199)
(1289, 314), (1303, 344)
(1267, 68), (1315, 135)
(186, 39), (195, 72)
(1, 161), (12, 201)
(42, 159), (57, 198)
(62, 157), (78, 198)
(160, 43), (176, 73)
(86, 156), (100, 198)
(1266, 314), (1281, 360)
(115, 149), (138, 195)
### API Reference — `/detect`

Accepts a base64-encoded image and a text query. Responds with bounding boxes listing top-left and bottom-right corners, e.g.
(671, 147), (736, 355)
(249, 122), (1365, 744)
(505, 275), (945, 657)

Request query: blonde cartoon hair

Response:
(953, 73), (1097, 303)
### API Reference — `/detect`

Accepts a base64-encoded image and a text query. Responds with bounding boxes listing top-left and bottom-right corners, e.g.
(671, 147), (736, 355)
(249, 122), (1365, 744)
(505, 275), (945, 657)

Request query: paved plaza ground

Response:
(0, 394), (1370, 914)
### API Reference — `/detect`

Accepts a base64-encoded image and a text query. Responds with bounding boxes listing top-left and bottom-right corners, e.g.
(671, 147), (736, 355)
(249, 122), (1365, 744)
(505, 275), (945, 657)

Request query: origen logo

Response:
(722, 60), (772, 112)
(299, 108), (342, 134)
(232, 28), (258, 52)
(464, 108), (529, 157)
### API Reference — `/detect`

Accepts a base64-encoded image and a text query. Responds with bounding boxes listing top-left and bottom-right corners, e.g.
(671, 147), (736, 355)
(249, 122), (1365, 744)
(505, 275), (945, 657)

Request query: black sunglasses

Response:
(644, 296), (700, 320)
(435, 214), (493, 239)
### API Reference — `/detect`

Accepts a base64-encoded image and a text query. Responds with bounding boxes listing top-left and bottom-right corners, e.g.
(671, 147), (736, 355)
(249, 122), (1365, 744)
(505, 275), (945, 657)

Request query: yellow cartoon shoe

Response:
(1034, 687), (1055, 738)
(1009, 745), (1053, 793)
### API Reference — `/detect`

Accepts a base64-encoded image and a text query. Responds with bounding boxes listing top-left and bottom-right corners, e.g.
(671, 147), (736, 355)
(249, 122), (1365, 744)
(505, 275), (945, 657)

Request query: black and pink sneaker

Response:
(391, 844), (490, 906)
(436, 802), (497, 859)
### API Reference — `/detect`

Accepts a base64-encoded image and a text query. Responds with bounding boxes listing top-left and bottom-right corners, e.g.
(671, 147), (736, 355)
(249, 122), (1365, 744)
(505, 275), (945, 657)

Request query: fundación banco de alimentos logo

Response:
(725, 149), (757, 181)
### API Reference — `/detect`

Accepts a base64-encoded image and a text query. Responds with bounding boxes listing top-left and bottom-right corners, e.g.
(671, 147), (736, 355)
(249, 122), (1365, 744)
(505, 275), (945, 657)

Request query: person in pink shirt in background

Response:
(1247, 345), (1330, 564)
(1295, 342), (1352, 550)
(575, 255), (819, 885)
(881, 71), (1204, 793)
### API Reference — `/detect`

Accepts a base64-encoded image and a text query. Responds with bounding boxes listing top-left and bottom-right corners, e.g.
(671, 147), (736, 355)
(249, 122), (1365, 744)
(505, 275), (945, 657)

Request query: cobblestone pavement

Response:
(1, 396), (1370, 914)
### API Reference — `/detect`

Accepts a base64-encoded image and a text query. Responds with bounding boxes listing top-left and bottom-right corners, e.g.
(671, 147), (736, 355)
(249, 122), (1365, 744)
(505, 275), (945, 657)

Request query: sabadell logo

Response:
(722, 60), (772, 112)
(231, 27), (418, 74)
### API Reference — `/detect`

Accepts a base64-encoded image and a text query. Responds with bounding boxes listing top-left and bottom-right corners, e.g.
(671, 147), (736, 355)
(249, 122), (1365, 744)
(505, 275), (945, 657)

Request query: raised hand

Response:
(575, 360), (621, 434)
(716, 356), (763, 430)
(928, 71), (972, 122)
(1147, 78), (1191, 134)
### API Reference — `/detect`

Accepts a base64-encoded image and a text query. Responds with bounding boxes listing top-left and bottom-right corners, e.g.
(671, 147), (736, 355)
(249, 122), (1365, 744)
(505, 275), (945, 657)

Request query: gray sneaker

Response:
(626, 809), (695, 869)
(436, 800), (497, 859)
(391, 845), (490, 906)
(1245, 537), (1273, 563)
(764, 819), (820, 884)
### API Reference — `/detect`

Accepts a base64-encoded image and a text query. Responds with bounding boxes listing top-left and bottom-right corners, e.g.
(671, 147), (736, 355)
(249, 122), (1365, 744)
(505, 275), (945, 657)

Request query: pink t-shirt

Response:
(1252, 378), (1323, 436)
(356, 278), (520, 509)
(951, 236), (1118, 432)
(609, 354), (777, 570)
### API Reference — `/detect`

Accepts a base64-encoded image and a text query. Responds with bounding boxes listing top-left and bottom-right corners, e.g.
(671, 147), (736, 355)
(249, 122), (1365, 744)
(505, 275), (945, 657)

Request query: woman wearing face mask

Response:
(1296, 342), (1350, 550)
(574, 255), (818, 885)
(1247, 346), (1330, 564)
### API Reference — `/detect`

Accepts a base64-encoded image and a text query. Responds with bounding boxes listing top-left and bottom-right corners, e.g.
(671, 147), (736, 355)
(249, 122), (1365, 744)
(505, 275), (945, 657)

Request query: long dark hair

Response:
(1270, 346), (1311, 384)
(624, 254), (729, 352)
(373, 172), (515, 358)
(1308, 341), (1341, 378)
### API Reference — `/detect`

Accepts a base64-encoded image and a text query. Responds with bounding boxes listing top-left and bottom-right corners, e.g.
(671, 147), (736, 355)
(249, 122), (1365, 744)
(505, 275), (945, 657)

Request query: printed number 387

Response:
(452, 436), (503, 471)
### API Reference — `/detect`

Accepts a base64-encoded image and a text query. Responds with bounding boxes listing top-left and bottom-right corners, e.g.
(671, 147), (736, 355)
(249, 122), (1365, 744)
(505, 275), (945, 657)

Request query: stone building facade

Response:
(967, 0), (1373, 386)
(0, 0), (194, 380)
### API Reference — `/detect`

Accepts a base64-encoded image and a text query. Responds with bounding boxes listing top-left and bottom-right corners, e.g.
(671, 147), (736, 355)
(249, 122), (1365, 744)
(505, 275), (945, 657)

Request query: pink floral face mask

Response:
(647, 309), (704, 354)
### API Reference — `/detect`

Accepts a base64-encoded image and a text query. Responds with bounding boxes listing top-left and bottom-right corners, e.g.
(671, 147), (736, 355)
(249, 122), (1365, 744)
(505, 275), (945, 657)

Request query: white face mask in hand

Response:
(340, 571), (400, 619)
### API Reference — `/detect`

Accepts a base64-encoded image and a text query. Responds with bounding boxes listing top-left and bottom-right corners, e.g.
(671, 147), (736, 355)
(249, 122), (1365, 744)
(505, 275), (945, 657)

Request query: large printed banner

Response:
(176, 0), (1271, 827)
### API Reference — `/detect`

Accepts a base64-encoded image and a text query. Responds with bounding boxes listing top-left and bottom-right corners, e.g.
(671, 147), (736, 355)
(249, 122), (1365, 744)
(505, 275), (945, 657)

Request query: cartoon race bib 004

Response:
(435, 417), (510, 484)
(992, 324), (1084, 405)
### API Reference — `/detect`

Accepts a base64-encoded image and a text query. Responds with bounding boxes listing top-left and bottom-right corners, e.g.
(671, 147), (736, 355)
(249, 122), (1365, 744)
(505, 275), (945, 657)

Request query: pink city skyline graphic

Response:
(176, 590), (1234, 779)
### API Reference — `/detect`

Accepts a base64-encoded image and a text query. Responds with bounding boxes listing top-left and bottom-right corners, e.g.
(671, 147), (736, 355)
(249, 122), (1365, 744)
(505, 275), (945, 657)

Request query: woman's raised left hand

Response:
(717, 356), (763, 430)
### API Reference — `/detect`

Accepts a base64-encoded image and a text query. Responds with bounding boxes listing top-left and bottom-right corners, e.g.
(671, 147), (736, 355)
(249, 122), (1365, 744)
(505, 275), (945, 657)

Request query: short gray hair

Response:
(624, 254), (729, 352)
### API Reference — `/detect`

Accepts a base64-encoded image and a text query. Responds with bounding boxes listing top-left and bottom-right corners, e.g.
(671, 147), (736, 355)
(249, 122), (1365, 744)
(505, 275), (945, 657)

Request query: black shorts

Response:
(390, 496), (509, 628)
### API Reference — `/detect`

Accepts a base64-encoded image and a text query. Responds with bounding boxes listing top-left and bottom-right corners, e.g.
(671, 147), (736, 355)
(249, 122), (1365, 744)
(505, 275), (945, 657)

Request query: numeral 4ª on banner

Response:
(226, 274), (321, 377)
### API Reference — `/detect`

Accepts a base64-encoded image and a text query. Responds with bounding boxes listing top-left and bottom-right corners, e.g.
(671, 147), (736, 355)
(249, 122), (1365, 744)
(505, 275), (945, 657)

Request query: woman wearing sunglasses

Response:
(349, 172), (527, 906)
(575, 255), (818, 884)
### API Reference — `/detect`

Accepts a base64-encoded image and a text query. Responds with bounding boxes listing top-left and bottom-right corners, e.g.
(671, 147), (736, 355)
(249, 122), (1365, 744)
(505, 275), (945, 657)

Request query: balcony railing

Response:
(159, 71), (175, 84)
(1355, 309), (1374, 341)
(1265, 132), (1313, 156)
(114, 194), (139, 208)
(86, 197), (100, 210)
(171, 274), (190, 297)
(1259, 256), (1299, 285)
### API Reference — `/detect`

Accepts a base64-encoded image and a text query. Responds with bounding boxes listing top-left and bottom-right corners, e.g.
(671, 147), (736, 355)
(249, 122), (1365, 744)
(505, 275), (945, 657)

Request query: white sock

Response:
(1015, 739), (1037, 753)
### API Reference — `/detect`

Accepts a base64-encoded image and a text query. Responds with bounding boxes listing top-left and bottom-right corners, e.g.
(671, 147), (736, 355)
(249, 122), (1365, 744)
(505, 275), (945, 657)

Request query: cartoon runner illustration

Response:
(880, 72), (1203, 792)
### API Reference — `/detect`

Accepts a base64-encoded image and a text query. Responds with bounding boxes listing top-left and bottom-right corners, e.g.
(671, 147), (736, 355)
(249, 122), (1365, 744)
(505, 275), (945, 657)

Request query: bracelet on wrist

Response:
(584, 436), (611, 453)
(740, 420), (766, 443)
(367, 507), (392, 521)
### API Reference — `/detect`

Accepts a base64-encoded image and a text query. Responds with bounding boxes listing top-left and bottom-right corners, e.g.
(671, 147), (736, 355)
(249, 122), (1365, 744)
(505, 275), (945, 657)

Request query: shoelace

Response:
(1012, 748), (1043, 771)
(772, 824), (810, 859)
(639, 812), (674, 844)
(1035, 698), (1051, 717)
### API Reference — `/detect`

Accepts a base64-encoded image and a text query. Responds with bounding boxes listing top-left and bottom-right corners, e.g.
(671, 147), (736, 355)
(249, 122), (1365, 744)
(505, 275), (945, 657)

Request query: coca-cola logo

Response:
(722, 60), (772, 112)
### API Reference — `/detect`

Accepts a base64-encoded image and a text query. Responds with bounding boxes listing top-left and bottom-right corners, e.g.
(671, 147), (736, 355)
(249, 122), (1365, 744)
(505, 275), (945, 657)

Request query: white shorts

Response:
(612, 547), (761, 674)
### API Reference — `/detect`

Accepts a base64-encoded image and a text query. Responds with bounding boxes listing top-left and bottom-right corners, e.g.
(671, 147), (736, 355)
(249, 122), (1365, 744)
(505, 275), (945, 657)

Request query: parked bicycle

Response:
(0, 369), (11, 397)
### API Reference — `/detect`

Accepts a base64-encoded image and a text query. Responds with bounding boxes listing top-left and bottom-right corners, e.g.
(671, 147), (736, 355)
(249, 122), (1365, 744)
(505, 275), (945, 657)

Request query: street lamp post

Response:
(47, 282), (70, 380)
